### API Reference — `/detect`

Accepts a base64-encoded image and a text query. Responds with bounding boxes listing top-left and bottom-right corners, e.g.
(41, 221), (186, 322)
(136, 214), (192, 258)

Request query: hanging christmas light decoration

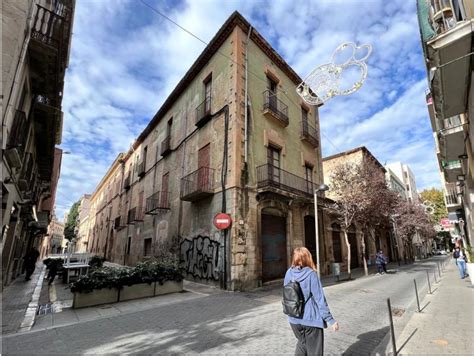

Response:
(297, 42), (372, 106)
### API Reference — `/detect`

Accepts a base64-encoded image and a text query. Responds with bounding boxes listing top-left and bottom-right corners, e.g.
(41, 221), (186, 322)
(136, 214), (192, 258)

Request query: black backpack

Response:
(282, 280), (311, 318)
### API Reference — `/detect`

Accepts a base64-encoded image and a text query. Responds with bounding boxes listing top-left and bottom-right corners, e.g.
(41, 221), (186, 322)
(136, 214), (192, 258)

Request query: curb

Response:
(18, 265), (45, 332)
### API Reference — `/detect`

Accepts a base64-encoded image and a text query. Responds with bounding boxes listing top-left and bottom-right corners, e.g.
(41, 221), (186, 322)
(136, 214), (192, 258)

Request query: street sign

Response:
(440, 218), (451, 228)
(213, 213), (232, 230)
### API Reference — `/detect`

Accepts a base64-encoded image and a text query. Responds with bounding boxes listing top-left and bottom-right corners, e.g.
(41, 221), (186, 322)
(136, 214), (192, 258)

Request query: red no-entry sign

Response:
(214, 213), (232, 230)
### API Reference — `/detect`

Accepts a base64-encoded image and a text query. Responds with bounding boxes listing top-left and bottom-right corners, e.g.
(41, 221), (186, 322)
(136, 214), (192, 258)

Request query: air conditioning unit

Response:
(4, 148), (22, 169)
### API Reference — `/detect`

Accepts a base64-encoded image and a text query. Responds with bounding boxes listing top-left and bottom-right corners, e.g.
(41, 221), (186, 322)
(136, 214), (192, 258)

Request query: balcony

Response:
(114, 216), (125, 230)
(256, 164), (314, 197)
(262, 90), (289, 127)
(127, 207), (145, 224)
(123, 174), (131, 190)
(195, 97), (212, 128)
(32, 96), (62, 180)
(145, 191), (170, 214)
(442, 159), (463, 182)
(301, 120), (319, 148)
(445, 183), (461, 211)
(29, 4), (73, 103)
(136, 161), (146, 178)
(438, 115), (468, 161)
(5, 110), (29, 169)
(180, 167), (215, 202)
(419, 1), (473, 119)
(161, 136), (171, 156)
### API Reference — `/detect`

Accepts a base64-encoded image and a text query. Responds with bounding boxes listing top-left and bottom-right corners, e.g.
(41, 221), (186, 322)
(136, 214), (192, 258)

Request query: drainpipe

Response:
(244, 26), (252, 164)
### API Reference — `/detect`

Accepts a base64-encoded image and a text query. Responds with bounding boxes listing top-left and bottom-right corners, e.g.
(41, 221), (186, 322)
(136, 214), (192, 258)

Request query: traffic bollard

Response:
(414, 279), (421, 312)
(387, 298), (397, 356)
(438, 262), (441, 278)
(434, 271), (437, 284)
(426, 270), (432, 294)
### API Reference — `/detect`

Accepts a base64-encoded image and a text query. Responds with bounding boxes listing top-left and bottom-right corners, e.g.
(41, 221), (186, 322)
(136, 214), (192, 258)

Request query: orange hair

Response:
(291, 247), (316, 271)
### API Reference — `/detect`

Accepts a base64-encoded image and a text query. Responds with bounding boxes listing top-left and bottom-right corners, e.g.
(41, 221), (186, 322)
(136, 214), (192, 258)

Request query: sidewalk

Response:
(1, 263), (45, 334)
(391, 260), (473, 355)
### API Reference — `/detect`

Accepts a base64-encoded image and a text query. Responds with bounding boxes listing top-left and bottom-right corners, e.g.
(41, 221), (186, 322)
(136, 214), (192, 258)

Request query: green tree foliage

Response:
(419, 188), (447, 224)
(64, 200), (80, 241)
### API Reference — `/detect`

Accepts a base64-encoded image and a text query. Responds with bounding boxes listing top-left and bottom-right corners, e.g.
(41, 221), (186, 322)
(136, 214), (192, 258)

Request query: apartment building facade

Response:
(40, 210), (65, 257)
(323, 147), (398, 266)
(385, 166), (409, 200)
(418, 0), (473, 246)
(86, 12), (337, 290)
(1, 0), (75, 285)
(75, 194), (91, 253)
(385, 162), (420, 203)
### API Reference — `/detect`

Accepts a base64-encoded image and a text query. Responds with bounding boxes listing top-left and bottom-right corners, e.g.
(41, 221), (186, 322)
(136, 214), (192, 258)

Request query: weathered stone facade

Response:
(87, 12), (329, 290)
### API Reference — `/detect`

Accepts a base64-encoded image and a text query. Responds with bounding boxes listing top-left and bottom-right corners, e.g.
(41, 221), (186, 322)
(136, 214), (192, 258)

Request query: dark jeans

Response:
(25, 264), (35, 280)
(290, 323), (324, 356)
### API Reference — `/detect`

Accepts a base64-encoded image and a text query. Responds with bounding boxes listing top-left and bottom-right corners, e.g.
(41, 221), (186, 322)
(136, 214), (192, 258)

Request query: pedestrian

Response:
(453, 246), (469, 279)
(283, 247), (339, 356)
(23, 247), (40, 281)
(376, 250), (387, 274)
(45, 259), (62, 285)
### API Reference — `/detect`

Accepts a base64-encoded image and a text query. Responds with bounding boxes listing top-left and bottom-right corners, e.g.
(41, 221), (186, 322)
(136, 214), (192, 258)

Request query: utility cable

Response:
(139, 0), (345, 155)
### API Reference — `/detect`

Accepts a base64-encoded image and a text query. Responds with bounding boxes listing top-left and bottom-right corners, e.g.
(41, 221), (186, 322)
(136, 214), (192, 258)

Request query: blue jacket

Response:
(283, 267), (335, 329)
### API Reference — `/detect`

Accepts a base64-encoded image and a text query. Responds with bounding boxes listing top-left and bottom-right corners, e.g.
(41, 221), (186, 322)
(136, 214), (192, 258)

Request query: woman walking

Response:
(283, 247), (339, 356)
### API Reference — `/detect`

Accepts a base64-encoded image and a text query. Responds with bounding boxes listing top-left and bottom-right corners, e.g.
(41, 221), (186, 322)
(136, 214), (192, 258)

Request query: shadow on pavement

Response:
(341, 326), (390, 355)
(420, 301), (431, 312)
(397, 328), (418, 354)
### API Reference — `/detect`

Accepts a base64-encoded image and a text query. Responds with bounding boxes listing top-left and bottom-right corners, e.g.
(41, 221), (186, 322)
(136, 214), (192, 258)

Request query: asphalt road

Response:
(2, 257), (449, 355)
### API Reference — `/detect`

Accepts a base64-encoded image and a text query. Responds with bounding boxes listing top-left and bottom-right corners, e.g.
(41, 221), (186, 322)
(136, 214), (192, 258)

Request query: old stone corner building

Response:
(87, 11), (335, 290)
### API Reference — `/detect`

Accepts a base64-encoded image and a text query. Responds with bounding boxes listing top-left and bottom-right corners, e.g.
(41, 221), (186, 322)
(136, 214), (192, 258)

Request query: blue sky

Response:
(55, 0), (438, 219)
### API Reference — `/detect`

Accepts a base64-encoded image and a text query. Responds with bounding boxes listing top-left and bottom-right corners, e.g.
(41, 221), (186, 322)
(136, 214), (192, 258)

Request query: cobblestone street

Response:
(2, 258), (452, 355)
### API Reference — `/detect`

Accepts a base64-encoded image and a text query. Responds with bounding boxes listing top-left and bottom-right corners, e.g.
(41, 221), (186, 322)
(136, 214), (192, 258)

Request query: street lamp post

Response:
(314, 184), (329, 278)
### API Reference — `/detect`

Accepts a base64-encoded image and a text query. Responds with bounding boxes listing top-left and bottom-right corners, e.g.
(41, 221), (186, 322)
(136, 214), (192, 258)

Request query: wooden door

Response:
(304, 216), (316, 262)
(262, 214), (287, 282)
(348, 231), (359, 268)
(198, 144), (210, 190)
(162, 173), (169, 206)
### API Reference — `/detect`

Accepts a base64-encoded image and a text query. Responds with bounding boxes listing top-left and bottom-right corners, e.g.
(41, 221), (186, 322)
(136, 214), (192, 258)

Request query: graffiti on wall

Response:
(180, 235), (220, 281)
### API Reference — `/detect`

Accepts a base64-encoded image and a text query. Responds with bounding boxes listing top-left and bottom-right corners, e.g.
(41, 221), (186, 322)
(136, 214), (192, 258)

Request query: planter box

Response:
(119, 282), (155, 302)
(73, 288), (119, 308)
(154, 280), (183, 296)
(466, 263), (474, 286)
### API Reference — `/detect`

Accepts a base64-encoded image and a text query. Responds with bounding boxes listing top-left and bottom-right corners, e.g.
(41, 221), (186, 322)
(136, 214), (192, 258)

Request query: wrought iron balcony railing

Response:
(180, 167), (215, 201)
(443, 160), (462, 169)
(123, 173), (131, 190)
(442, 115), (464, 131)
(7, 110), (28, 155)
(145, 191), (170, 214)
(161, 135), (171, 156)
(195, 96), (212, 127)
(262, 90), (289, 126)
(256, 164), (314, 196)
(136, 161), (146, 178)
(445, 183), (460, 206)
(31, 5), (66, 50)
(127, 207), (145, 224)
(301, 120), (319, 147)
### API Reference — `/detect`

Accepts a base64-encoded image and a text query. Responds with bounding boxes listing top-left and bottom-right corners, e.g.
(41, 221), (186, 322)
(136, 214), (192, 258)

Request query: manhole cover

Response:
(392, 308), (405, 317)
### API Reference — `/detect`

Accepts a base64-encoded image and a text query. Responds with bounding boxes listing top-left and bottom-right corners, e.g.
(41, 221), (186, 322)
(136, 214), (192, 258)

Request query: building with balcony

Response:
(417, 0), (473, 245)
(40, 209), (65, 258)
(75, 194), (91, 253)
(385, 166), (409, 200)
(1, 0), (75, 285)
(385, 162), (420, 203)
(84, 11), (335, 290)
(323, 147), (399, 268)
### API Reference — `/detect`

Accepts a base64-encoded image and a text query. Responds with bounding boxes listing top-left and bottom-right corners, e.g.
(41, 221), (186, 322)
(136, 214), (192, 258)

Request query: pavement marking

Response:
(19, 266), (45, 332)
(432, 339), (448, 346)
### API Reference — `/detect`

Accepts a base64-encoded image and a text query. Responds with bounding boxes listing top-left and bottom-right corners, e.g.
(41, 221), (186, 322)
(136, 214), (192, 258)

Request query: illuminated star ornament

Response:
(297, 42), (372, 106)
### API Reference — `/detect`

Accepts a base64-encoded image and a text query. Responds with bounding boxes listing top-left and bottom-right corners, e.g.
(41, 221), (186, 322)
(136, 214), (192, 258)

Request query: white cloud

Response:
(55, 0), (440, 218)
